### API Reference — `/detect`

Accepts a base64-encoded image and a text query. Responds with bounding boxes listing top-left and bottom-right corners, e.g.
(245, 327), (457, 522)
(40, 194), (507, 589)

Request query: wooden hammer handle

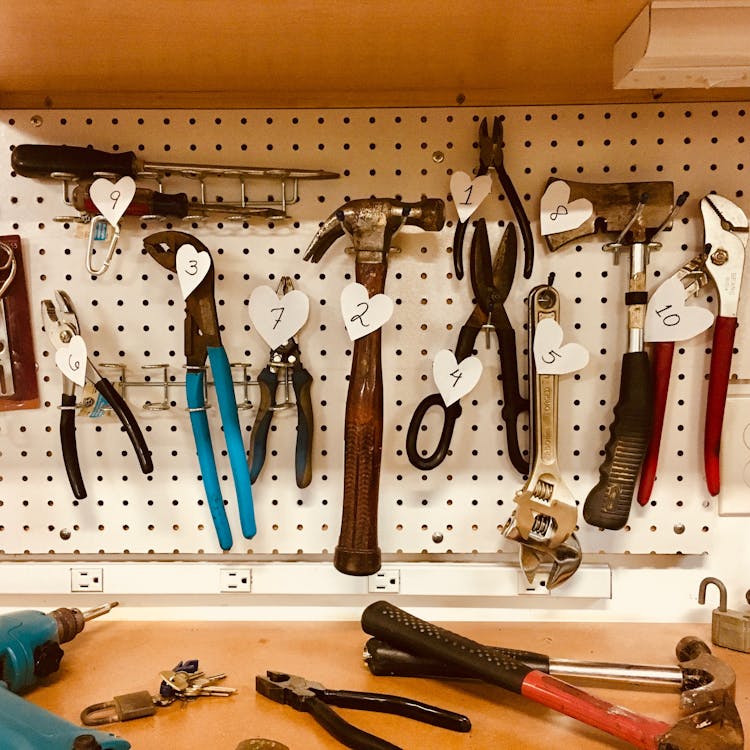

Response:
(335, 261), (387, 576)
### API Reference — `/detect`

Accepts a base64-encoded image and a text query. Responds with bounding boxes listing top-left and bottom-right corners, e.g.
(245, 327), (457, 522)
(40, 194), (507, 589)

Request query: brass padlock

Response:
(698, 576), (750, 653)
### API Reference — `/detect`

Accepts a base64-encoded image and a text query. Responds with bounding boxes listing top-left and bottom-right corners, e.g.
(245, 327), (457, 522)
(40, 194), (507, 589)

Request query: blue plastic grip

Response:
(208, 346), (257, 538)
(186, 370), (233, 550)
(0, 686), (130, 750)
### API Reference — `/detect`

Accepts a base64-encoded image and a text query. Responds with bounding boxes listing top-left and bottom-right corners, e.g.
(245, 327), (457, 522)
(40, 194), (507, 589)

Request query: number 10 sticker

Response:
(340, 282), (394, 341)
(645, 276), (714, 343)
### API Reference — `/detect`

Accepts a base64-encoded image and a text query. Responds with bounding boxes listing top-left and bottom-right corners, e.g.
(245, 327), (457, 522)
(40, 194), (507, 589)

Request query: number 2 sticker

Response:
(340, 282), (394, 341)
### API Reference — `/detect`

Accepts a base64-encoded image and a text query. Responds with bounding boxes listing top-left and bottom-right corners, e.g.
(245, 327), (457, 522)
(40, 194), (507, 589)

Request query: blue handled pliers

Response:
(143, 230), (255, 549)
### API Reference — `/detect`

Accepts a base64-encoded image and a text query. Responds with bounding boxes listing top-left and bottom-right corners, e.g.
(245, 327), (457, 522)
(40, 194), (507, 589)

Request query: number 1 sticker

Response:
(450, 172), (492, 222)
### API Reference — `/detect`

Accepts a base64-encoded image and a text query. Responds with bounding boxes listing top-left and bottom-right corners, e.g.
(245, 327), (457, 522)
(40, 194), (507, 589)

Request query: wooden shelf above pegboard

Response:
(3, 0), (750, 109)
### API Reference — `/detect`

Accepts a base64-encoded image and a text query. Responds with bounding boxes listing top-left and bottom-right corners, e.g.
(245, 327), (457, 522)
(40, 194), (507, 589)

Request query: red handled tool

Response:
(639, 195), (747, 502)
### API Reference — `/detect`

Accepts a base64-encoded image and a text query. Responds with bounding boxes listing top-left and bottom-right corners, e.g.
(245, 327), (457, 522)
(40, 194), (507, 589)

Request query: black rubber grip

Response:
(293, 366), (314, 488)
(320, 688), (470, 732)
(248, 367), (276, 483)
(305, 697), (401, 750)
(452, 219), (469, 280)
(60, 392), (86, 499)
(405, 395), (461, 470)
(361, 601), (533, 694)
(498, 327), (529, 475)
(364, 638), (550, 678)
(94, 379), (154, 475)
(11, 145), (138, 178)
(148, 191), (190, 218)
(583, 351), (653, 530)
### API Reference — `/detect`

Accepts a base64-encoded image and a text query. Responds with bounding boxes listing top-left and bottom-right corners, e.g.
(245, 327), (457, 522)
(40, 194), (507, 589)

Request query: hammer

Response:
(305, 197), (445, 576)
(362, 600), (744, 750)
(543, 179), (680, 531)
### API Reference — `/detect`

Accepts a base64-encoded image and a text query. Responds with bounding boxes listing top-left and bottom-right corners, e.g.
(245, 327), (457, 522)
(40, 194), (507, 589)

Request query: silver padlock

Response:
(698, 576), (750, 653)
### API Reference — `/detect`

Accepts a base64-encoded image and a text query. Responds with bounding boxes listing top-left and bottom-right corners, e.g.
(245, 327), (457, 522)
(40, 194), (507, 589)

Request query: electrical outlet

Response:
(368, 568), (400, 594)
(70, 567), (104, 593)
(517, 571), (550, 595)
(219, 567), (252, 592)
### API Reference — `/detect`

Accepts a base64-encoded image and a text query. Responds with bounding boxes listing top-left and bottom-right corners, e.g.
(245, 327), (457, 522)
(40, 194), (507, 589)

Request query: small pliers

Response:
(144, 230), (255, 549)
(248, 334), (314, 489)
(407, 218), (529, 475)
(255, 670), (470, 750)
(639, 195), (748, 501)
(41, 290), (153, 499)
(452, 116), (534, 281)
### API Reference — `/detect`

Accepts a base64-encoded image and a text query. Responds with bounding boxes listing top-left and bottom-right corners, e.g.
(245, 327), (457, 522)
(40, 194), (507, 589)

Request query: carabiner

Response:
(85, 215), (121, 276)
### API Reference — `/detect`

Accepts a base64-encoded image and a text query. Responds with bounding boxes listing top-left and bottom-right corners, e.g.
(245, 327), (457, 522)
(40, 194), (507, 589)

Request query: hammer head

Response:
(304, 197), (445, 262)
(658, 635), (743, 749)
(542, 179), (675, 251)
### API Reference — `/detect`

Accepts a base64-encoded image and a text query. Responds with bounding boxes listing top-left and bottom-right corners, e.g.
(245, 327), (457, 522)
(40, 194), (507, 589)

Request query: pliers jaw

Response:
(701, 195), (749, 318)
(478, 116), (504, 176)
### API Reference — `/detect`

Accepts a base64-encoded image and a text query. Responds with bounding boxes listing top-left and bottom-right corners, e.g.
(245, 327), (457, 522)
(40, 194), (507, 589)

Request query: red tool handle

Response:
(705, 315), (738, 496)
(638, 341), (675, 506)
(335, 261), (386, 576)
(521, 672), (670, 750)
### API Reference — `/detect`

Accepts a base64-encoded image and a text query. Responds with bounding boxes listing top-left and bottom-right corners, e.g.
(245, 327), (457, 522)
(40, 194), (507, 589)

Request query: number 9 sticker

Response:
(176, 244), (212, 300)
(88, 176), (137, 226)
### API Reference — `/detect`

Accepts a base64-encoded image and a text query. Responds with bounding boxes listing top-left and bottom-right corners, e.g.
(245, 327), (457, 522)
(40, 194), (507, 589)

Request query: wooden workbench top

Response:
(28, 618), (749, 749)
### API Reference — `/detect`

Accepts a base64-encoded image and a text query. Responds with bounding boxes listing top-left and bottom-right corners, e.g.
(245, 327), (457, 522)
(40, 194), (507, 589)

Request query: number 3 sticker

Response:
(176, 244), (212, 300)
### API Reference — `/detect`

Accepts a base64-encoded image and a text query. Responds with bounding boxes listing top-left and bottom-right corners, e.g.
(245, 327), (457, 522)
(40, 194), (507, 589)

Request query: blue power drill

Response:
(0, 601), (130, 749)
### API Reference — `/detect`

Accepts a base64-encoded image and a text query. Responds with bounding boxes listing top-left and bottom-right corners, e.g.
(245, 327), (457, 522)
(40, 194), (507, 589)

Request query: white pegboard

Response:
(0, 103), (747, 563)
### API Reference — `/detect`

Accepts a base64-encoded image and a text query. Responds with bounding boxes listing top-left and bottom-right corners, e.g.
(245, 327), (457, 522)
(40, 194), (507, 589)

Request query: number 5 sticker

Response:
(88, 176), (137, 226)
(176, 244), (212, 300)
(340, 282), (394, 341)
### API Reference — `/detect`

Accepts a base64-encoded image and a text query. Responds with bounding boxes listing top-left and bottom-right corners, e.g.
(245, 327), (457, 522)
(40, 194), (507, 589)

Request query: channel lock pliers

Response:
(639, 194), (748, 501)
(256, 670), (470, 750)
(41, 290), (153, 499)
(406, 218), (529, 475)
(143, 230), (255, 549)
(248, 282), (313, 488)
(452, 116), (534, 281)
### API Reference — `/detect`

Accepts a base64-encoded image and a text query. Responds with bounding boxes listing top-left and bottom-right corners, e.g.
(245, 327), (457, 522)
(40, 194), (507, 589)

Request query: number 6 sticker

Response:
(54, 334), (88, 387)
(88, 176), (137, 226)
(176, 244), (212, 300)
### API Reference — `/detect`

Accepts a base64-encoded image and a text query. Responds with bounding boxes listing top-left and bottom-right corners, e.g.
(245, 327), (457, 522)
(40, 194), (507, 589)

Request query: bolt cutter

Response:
(143, 230), (255, 549)
(406, 218), (529, 475)
(41, 290), (153, 499)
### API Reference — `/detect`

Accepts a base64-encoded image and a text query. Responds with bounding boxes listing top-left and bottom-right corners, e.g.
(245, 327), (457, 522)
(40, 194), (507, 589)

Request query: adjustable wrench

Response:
(502, 282), (581, 589)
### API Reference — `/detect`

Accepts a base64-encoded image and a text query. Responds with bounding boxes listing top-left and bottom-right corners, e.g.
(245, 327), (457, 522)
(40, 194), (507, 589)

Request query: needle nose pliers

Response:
(255, 670), (470, 750)
(143, 230), (255, 549)
(41, 290), (153, 499)
(452, 116), (534, 281)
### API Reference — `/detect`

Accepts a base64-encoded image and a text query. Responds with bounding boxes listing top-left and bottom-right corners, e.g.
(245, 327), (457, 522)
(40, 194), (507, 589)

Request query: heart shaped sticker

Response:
(432, 349), (483, 406)
(88, 176), (137, 226)
(450, 171), (493, 222)
(645, 275), (714, 343)
(533, 318), (589, 375)
(249, 285), (310, 349)
(54, 334), (87, 387)
(539, 180), (594, 236)
(176, 244), (212, 300)
(340, 282), (394, 341)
